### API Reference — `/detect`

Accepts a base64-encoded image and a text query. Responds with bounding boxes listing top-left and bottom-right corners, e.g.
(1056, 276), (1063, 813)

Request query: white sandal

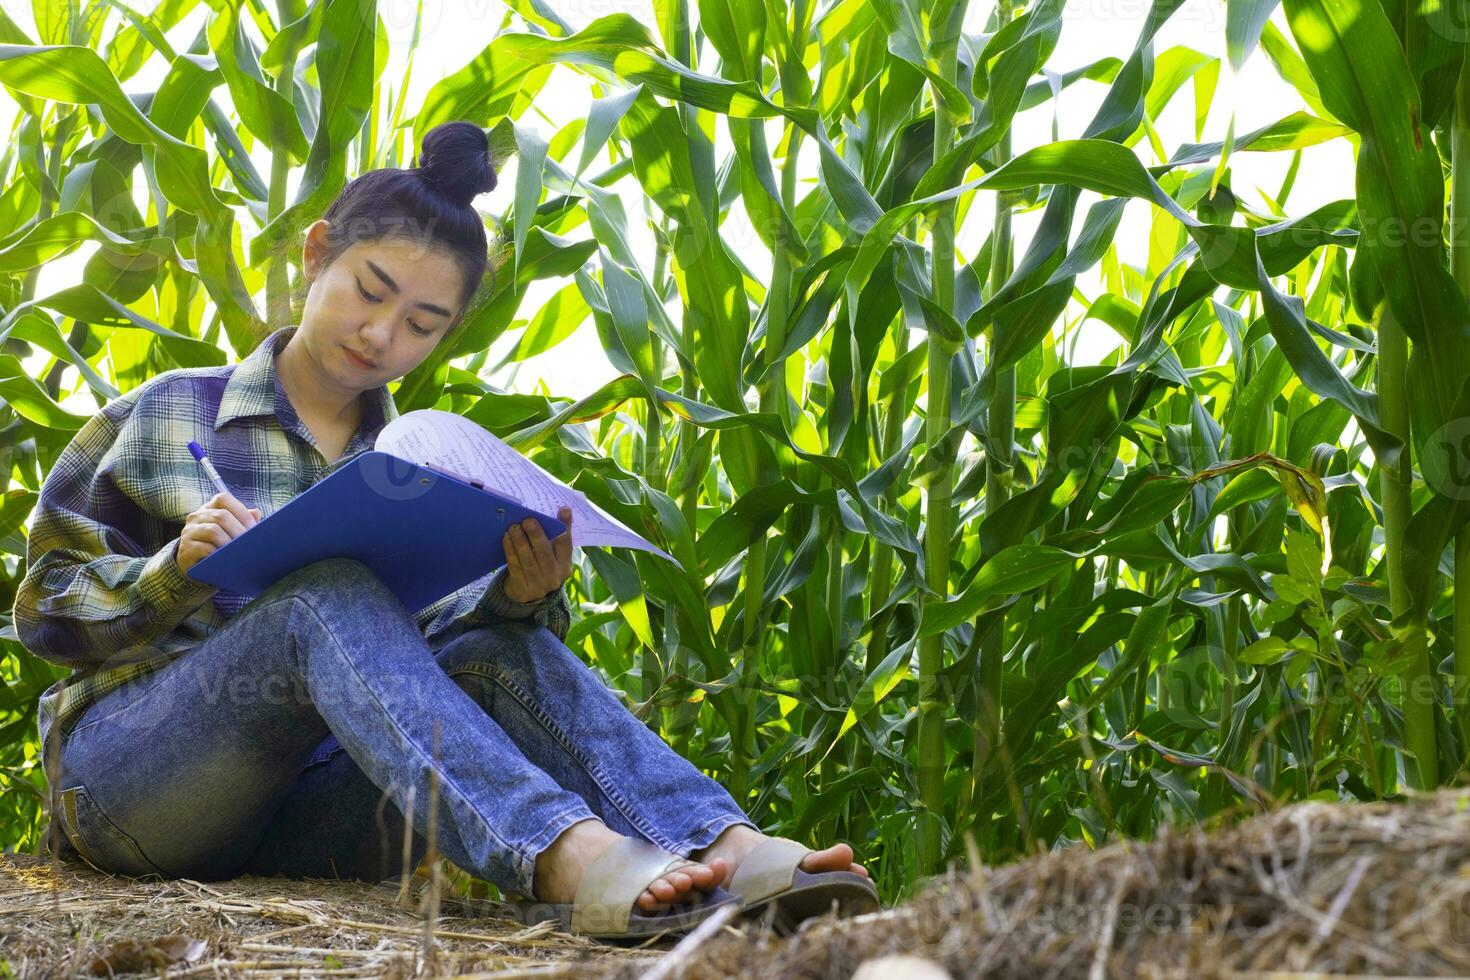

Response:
(726, 836), (880, 933)
(507, 836), (741, 940)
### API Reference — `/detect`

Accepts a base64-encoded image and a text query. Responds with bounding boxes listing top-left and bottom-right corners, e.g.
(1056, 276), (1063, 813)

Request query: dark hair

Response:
(310, 121), (499, 321)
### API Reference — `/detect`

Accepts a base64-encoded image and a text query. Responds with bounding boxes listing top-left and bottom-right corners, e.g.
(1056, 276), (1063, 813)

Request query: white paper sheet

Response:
(375, 409), (682, 569)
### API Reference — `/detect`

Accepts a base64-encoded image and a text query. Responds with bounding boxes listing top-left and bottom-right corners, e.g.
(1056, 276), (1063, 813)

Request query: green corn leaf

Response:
(920, 545), (1082, 638)
(1282, 0), (1470, 463)
(251, 0), (377, 270)
(1226, 0), (1281, 71)
(206, 0), (308, 162)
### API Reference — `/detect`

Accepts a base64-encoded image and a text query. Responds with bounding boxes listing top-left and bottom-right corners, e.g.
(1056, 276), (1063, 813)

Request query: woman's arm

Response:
(12, 385), (219, 668)
(480, 564), (572, 634)
(416, 504), (576, 646)
(414, 565), (572, 648)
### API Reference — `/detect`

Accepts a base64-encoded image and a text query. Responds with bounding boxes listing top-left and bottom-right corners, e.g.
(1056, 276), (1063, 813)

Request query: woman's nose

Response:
(359, 319), (392, 353)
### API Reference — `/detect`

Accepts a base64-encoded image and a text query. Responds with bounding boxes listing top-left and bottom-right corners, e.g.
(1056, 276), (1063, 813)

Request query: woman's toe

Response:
(635, 861), (723, 912)
(798, 842), (856, 873)
(687, 860), (723, 887)
(704, 857), (729, 886)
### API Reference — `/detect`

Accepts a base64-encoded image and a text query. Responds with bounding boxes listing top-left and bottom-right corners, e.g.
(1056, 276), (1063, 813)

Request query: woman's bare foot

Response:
(689, 823), (870, 884)
(533, 818), (729, 912)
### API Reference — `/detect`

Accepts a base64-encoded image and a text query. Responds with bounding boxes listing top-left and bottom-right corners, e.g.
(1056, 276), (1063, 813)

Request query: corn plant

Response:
(1, 0), (1468, 908)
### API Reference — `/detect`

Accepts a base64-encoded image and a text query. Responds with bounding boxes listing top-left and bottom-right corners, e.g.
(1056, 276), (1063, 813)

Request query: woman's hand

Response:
(177, 491), (262, 574)
(503, 506), (574, 604)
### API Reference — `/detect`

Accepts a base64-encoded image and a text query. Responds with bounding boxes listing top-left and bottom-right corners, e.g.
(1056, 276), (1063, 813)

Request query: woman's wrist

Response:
(481, 566), (560, 617)
(503, 582), (557, 605)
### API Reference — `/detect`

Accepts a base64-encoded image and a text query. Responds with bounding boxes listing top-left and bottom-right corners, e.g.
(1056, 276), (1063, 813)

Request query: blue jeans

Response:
(45, 558), (757, 896)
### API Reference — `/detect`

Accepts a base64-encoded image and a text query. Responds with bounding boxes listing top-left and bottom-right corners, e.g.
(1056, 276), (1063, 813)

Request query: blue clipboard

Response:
(185, 450), (568, 612)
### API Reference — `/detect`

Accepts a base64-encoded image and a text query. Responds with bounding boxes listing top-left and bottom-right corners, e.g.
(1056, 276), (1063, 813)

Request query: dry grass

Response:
(8, 788), (1470, 978)
(611, 787), (1470, 980)
(0, 851), (664, 978)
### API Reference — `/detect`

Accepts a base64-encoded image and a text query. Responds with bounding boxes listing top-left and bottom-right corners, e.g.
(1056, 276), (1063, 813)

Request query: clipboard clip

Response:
(420, 459), (484, 490)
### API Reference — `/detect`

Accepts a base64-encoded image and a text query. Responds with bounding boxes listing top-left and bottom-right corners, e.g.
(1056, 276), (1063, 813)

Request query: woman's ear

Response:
(301, 219), (331, 281)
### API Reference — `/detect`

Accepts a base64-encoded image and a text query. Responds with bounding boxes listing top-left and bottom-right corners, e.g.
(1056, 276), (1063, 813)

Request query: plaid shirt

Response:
(15, 325), (572, 752)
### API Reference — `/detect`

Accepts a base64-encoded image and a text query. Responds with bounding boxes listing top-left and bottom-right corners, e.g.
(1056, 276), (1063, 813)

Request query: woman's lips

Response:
(344, 347), (377, 369)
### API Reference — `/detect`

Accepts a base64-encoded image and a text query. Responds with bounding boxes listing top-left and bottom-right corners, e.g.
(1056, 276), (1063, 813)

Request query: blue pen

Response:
(187, 440), (232, 498)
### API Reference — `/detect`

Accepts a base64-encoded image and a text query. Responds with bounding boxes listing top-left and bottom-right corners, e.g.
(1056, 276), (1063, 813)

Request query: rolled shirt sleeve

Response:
(414, 564), (573, 648)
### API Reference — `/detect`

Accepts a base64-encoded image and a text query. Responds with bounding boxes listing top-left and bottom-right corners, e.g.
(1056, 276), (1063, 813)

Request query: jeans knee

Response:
(441, 621), (562, 674)
(271, 558), (390, 605)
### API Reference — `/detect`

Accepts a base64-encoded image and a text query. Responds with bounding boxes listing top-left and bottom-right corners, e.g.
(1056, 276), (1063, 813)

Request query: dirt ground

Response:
(6, 787), (1470, 978)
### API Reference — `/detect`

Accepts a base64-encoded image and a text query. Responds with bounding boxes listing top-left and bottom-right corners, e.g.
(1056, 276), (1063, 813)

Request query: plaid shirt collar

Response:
(214, 326), (399, 444)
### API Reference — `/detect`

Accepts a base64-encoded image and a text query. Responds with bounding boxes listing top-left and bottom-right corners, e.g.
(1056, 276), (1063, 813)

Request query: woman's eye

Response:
(358, 276), (431, 336)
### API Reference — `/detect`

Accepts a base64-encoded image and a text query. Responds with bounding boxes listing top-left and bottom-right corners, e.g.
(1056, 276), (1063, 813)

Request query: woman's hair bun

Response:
(416, 121), (497, 207)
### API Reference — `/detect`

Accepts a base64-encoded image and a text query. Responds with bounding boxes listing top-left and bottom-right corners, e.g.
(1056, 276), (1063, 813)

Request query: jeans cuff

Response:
(511, 804), (599, 897)
(667, 813), (762, 857)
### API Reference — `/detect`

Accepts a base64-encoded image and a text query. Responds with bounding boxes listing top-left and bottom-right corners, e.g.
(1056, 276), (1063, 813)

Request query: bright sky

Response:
(0, 0), (1352, 411)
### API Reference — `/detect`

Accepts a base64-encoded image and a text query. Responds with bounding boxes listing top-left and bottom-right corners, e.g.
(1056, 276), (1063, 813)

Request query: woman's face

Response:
(299, 219), (464, 389)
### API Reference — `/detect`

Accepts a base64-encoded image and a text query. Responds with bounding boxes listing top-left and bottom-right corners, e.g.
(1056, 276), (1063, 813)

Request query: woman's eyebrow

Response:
(365, 259), (453, 317)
